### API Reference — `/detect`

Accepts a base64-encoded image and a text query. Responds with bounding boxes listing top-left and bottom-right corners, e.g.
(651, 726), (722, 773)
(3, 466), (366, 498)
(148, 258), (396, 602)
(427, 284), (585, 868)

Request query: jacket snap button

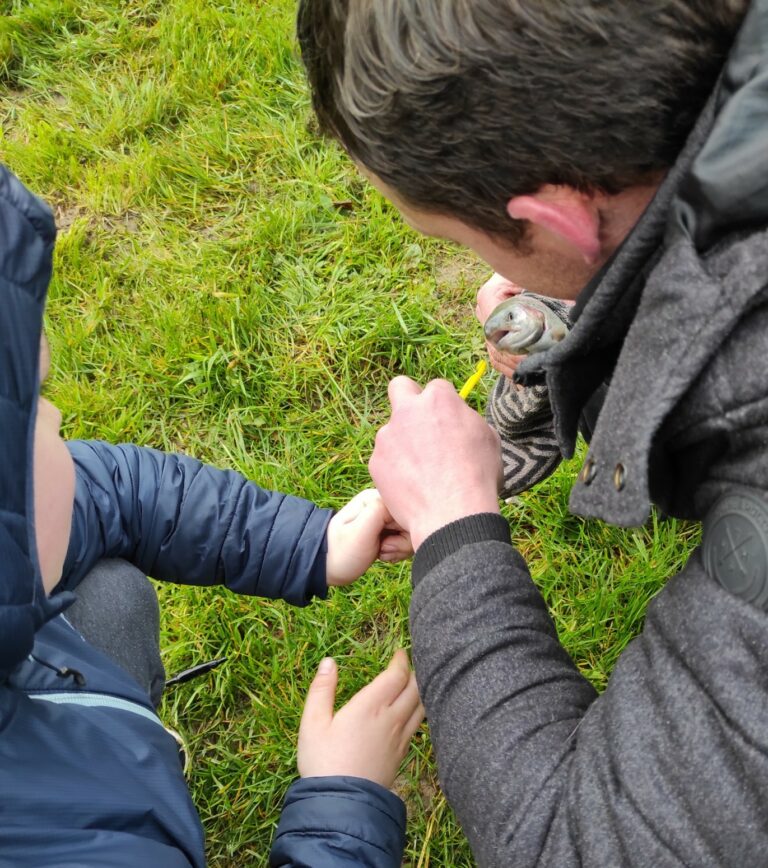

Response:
(613, 463), (626, 491)
(580, 458), (596, 485)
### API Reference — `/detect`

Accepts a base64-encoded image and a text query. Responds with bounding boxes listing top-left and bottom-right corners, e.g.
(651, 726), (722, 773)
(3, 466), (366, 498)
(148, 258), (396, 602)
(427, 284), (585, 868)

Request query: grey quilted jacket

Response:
(409, 1), (768, 865)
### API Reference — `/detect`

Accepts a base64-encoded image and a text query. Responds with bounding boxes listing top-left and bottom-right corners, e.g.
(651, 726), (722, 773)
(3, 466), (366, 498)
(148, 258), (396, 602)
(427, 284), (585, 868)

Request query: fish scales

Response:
(483, 293), (570, 355)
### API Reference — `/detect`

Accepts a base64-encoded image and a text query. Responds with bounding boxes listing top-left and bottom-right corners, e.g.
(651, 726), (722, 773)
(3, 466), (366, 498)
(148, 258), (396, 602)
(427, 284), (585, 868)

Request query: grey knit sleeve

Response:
(410, 520), (768, 867)
(410, 522), (596, 867)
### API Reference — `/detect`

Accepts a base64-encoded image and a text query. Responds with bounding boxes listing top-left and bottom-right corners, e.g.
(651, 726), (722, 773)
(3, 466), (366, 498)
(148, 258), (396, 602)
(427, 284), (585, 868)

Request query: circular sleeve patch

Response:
(703, 490), (768, 610)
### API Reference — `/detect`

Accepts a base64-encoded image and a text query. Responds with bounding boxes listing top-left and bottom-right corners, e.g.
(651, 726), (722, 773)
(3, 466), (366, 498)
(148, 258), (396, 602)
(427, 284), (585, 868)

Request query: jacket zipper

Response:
(26, 691), (164, 729)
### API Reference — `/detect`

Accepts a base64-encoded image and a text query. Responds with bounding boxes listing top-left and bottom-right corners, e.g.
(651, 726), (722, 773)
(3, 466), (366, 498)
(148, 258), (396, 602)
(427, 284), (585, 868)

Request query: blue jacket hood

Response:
(0, 165), (74, 679)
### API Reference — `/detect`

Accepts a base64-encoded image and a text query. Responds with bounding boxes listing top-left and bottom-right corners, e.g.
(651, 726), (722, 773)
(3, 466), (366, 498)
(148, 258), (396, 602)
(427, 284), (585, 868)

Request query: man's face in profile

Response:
(360, 169), (604, 301)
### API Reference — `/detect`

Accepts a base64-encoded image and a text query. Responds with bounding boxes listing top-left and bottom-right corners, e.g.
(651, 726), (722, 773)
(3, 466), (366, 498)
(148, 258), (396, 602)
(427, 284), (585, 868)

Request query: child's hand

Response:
(326, 488), (413, 586)
(298, 650), (424, 789)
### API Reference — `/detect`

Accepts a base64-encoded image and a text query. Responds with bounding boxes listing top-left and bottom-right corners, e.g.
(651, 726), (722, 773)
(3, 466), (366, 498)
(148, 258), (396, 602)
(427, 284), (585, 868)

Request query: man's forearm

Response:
(412, 519), (768, 868)
(410, 516), (597, 867)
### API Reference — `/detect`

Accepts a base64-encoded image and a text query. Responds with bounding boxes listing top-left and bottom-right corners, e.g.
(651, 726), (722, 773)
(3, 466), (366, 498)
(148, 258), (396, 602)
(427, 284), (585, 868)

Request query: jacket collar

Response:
(518, 0), (768, 525)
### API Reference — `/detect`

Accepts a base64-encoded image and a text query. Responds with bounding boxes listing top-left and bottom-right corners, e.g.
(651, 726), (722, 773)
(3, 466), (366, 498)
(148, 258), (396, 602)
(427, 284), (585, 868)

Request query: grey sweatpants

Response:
(65, 559), (166, 708)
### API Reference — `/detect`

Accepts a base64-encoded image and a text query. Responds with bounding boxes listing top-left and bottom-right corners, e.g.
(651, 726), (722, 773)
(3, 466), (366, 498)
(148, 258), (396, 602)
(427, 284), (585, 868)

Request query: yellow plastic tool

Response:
(458, 359), (487, 400)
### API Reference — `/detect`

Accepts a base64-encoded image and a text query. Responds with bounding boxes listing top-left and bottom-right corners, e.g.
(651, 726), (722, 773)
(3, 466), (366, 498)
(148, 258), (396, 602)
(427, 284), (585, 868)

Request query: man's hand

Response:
(298, 650), (424, 789)
(475, 272), (526, 378)
(369, 377), (502, 550)
(326, 488), (412, 586)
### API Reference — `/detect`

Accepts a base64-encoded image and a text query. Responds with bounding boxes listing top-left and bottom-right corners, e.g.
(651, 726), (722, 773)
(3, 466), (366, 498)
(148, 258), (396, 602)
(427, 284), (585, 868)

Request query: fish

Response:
(483, 293), (570, 355)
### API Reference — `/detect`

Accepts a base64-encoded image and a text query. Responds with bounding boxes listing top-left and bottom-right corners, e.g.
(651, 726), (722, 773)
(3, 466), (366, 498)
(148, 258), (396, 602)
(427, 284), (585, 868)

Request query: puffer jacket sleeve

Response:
(269, 777), (406, 868)
(59, 440), (333, 606)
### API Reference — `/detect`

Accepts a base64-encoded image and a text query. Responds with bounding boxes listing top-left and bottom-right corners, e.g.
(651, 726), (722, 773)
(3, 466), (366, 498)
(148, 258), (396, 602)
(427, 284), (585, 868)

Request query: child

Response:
(0, 163), (421, 867)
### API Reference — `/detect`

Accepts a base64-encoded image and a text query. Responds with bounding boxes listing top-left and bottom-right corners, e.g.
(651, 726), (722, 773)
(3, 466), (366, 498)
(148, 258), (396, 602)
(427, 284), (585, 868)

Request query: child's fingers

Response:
(301, 657), (338, 729)
(361, 649), (411, 706)
(334, 488), (378, 524)
(384, 651), (417, 706)
(401, 701), (426, 746)
(347, 497), (393, 554)
(355, 488), (381, 509)
(379, 550), (411, 563)
(338, 489), (389, 535)
(390, 670), (421, 717)
(389, 648), (411, 674)
(379, 531), (413, 561)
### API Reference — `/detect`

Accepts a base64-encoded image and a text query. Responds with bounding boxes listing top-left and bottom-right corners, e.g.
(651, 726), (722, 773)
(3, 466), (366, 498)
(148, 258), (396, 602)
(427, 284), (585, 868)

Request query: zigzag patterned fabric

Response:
(485, 294), (571, 498)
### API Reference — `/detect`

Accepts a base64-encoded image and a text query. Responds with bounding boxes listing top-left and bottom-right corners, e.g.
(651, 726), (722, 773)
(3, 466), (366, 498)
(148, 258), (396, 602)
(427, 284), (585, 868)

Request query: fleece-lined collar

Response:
(518, 0), (768, 527)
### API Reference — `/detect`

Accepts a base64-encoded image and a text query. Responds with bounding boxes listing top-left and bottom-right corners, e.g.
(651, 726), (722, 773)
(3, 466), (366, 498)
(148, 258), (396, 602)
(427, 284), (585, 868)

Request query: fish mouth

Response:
(484, 304), (545, 353)
(487, 328), (511, 348)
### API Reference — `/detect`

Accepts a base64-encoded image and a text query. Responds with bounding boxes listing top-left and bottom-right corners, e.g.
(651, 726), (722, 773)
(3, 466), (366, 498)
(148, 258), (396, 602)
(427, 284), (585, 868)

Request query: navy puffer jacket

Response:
(0, 164), (406, 867)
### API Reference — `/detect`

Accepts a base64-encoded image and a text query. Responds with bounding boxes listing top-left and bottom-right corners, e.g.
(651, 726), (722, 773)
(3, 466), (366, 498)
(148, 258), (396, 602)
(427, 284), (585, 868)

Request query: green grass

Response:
(1, 2), (699, 865)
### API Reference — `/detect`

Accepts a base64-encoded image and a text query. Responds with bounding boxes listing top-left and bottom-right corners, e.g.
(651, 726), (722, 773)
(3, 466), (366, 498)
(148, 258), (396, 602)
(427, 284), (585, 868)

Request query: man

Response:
(298, 1), (768, 865)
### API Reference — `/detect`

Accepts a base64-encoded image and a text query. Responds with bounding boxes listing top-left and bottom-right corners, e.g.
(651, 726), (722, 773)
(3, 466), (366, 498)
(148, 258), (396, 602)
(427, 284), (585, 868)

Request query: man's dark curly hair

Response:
(298, 0), (748, 245)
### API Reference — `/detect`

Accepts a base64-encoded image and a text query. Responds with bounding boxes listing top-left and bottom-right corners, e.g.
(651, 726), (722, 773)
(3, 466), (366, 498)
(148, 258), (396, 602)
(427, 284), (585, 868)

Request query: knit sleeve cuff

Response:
(412, 513), (511, 587)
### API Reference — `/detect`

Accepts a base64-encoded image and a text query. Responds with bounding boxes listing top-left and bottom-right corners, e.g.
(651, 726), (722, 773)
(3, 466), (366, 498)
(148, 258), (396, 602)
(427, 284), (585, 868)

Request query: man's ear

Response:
(506, 185), (601, 263)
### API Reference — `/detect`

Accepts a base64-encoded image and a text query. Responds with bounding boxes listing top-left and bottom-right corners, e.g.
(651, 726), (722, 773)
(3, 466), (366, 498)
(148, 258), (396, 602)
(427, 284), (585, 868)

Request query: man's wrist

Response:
(412, 513), (510, 586)
(410, 498), (501, 551)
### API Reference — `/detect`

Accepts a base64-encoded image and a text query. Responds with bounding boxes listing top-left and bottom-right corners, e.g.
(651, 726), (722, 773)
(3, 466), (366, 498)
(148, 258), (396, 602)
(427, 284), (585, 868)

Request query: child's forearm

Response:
(61, 440), (332, 606)
(270, 776), (406, 868)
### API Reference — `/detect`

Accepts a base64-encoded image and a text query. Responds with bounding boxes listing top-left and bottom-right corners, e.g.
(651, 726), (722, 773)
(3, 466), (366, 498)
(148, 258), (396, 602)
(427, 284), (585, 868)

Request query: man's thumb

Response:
(302, 657), (338, 726)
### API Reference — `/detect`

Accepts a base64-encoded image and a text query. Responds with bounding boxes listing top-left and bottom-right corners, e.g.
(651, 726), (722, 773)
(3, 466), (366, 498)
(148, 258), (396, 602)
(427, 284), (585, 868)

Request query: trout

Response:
(483, 293), (569, 355)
